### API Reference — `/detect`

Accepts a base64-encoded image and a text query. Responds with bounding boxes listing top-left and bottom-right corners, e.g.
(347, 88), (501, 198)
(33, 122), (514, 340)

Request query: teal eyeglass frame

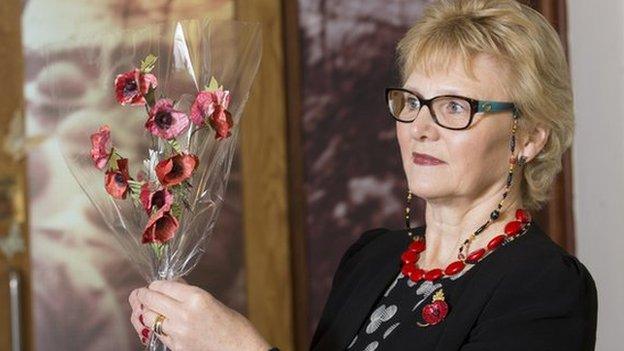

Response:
(385, 87), (519, 130)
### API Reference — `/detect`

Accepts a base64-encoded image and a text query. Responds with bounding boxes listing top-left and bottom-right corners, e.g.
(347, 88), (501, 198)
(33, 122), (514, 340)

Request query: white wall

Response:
(568, 1), (624, 350)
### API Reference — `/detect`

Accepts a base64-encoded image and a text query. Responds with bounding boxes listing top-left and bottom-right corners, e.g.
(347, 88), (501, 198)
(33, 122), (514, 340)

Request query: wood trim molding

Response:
(236, 1), (296, 349)
(0, 1), (32, 350)
(281, 0), (311, 350)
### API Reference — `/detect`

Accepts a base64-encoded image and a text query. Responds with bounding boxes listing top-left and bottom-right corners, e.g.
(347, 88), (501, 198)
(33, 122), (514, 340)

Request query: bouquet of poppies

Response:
(53, 18), (261, 351)
(92, 55), (234, 251)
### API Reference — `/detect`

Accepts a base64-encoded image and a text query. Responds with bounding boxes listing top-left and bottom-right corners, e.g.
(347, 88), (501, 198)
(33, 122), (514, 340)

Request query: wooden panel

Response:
(0, 1), (32, 350)
(235, 0), (296, 350)
(282, 0), (311, 349)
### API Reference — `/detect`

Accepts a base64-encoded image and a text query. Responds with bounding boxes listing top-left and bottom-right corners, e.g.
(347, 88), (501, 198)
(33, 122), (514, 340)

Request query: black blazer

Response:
(310, 221), (598, 350)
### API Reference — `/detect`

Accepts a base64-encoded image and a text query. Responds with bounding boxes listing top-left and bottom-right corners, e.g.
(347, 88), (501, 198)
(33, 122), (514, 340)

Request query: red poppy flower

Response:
(114, 68), (157, 106)
(145, 99), (190, 139)
(90, 125), (111, 170)
(209, 108), (233, 140)
(421, 290), (449, 325)
(104, 158), (132, 199)
(141, 211), (179, 244)
(190, 90), (233, 140)
(139, 184), (173, 216)
(155, 153), (199, 187)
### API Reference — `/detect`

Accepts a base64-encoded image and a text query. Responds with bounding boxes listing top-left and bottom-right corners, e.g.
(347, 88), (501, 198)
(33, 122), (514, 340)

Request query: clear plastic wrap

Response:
(50, 18), (261, 350)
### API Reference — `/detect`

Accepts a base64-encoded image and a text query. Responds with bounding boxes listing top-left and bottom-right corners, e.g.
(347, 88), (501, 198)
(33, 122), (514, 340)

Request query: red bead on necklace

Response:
(400, 209), (532, 283)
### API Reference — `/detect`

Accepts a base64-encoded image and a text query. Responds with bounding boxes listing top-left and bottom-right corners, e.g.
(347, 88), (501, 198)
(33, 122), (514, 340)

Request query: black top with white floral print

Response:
(346, 264), (476, 351)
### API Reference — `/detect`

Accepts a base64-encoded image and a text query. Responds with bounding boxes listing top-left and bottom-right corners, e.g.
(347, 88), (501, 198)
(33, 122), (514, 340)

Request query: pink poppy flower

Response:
(145, 99), (190, 139)
(189, 90), (233, 139)
(155, 153), (199, 187)
(114, 68), (157, 106)
(141, 211), (179, 244)
(139, 184), (173, 216)
(90, 125), (111, 170)
(104, 158), (132, 199)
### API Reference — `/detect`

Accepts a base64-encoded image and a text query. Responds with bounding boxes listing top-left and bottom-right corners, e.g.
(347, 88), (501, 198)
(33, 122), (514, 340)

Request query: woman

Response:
(128, 0), (598, 350)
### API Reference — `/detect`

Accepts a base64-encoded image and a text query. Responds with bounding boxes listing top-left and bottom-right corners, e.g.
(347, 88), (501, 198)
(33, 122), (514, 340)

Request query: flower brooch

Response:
(416, 289), (449, 327)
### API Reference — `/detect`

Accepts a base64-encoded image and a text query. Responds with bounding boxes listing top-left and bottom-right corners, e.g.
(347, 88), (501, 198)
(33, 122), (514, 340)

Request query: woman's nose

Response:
(409, 106), (438, 140)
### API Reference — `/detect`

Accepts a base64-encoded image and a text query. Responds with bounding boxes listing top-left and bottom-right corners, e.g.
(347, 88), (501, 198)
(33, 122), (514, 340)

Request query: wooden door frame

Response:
(236, 0), (297, 350)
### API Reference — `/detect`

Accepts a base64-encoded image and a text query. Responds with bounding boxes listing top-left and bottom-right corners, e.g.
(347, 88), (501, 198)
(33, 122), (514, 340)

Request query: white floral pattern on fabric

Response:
(363, 341), (379, 351)
(366, 304), (398, 334)
(347, 335), (358, 349)
(383, 322), (400, 339)
(412, 280), (442, 311)
(384, 272), (402, 296)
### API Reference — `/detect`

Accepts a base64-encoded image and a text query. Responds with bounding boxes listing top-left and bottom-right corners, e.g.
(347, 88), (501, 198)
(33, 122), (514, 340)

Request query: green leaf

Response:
(140, 54), (158, 73)
(171, 203), (182, 219)
(126, 180), (144, 207)
(129, 192), (141, 205)
(144, 86), (156, 108)
(205, 76), (221, 92)
(167, 139), (182, 153)
(150, 242), (165, 260)
(127, 179), (144, 193)
(106, 148), (122, 170)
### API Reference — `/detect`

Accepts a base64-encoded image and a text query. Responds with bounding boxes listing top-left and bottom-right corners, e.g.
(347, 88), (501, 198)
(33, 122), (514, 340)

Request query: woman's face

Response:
(396, 54), (516, 204)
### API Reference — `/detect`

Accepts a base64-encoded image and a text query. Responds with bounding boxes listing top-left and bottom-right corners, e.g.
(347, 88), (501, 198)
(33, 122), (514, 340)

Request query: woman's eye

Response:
(447, 101), (465, 114)
(407, 97), (419, 110)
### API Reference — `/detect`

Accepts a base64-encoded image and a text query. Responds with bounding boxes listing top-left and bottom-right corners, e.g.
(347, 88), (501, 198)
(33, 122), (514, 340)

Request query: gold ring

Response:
(153, 314), (168, 337)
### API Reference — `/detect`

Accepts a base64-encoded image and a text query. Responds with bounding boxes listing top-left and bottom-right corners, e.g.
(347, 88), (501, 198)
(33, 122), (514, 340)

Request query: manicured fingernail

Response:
(141, 328), (150, 338)
(139, 314), (145, 326)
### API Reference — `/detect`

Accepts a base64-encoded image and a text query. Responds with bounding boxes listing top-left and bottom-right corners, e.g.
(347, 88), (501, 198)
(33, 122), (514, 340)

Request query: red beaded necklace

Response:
(400, 208), (532, 283)
(403, 208), (531, 327)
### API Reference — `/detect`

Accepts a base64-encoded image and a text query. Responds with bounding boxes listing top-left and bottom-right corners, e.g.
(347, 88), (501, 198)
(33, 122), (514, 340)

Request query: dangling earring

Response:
(517, 155), (527, 166)
(405, 190), (414, 237)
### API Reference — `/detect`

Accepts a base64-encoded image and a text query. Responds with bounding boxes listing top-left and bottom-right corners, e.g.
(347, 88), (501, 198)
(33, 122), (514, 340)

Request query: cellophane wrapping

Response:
(50, 18), (262, 350)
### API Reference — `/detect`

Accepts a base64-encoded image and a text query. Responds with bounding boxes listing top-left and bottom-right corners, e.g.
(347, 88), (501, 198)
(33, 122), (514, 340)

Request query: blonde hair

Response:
(397, 0), (574, 211)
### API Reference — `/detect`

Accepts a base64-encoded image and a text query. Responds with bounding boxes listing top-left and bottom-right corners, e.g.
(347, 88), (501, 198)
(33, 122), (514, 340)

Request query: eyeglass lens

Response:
(387, 90), (472, 129)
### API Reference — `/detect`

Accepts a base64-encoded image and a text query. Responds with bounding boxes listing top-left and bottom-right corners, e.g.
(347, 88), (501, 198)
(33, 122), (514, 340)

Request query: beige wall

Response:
(568, 1), (624, 349)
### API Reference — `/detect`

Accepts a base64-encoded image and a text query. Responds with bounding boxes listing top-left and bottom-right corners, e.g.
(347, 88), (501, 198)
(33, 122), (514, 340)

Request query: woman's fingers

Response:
(149, 280), (202, 302)
(136, 286), (181, 317)
(128, 288), (142, 311)
(141, 308), (176, 349)
(130, 309), (144, 337)
(141, 308), (171, 335)
(129, 291), (154, 345)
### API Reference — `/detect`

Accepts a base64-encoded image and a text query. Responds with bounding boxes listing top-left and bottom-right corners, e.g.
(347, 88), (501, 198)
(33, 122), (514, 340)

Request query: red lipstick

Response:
(412, 152), (445, 165)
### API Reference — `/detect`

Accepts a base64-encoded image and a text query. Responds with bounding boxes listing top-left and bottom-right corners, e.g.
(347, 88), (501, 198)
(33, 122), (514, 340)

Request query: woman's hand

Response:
(128, 280), (272, 351)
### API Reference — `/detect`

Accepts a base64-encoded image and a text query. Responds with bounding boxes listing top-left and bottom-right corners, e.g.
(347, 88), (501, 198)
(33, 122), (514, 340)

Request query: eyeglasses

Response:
(385, 87), (518, 130)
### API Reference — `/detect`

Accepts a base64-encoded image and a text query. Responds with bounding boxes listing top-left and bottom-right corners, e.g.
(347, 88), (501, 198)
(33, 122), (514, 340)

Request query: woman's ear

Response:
(519, 123), (550, 163)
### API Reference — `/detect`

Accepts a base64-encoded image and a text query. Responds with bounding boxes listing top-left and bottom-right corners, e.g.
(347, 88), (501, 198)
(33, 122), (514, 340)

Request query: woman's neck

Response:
(419, 187), (524, 270)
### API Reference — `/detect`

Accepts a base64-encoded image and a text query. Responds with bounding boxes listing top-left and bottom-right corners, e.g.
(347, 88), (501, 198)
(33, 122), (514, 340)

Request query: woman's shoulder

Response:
(328, 227), (413, 289)
(465, 221), (598, 350)
(491, 221), (596, 289)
